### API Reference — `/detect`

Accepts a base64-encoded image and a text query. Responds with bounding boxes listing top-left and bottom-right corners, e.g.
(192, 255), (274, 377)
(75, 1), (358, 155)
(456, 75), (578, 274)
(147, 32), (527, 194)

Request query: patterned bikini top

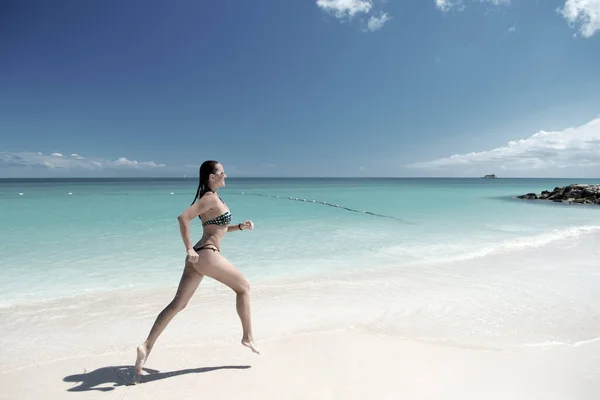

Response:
(200, 193), (232, 227)
(202, 211), (232, 227)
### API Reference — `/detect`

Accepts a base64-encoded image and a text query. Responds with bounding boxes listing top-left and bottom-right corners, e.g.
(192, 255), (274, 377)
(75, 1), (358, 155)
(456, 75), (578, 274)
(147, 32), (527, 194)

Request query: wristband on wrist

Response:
(238, 223), (242, 230)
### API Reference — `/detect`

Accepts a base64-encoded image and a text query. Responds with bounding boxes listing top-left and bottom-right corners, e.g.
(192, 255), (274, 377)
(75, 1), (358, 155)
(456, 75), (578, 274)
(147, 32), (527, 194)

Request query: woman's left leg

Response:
(135, 261), (204, 373)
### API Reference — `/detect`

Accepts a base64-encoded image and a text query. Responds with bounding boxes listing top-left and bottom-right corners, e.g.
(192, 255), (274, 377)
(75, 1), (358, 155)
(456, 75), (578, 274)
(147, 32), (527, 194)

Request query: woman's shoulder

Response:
(197, 191), (219, 206)
(200, 192), (219, 202)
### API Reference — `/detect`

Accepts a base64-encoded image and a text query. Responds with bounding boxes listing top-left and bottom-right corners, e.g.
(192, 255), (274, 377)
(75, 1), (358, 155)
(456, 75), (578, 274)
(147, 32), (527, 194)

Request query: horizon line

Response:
(2, 176), (600, 180)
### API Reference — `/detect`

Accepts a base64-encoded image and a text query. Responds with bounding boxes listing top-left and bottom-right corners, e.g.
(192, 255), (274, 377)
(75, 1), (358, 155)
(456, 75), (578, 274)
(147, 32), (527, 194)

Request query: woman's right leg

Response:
(193, 253), (260, 354)
(135, 261), (204, 373)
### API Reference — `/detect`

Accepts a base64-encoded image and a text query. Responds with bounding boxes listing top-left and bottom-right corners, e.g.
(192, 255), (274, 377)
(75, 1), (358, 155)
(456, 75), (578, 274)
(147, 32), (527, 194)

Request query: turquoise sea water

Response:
(1, 177), (600, 307)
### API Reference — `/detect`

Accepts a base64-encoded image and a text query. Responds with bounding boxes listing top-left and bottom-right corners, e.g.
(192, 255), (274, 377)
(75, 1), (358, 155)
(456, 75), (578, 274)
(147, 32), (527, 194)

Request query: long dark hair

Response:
(191, 160), (219, 205)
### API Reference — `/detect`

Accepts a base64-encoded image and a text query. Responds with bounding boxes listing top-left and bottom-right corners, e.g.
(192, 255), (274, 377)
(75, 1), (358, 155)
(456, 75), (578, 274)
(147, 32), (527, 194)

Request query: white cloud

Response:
(436, 0), (599, 38)
(317, 0), (372, 18)
(560, 0), (600, 38)
(366, 13), (390, 31)
(435, 0), (510, 12)
(112, 157), (164, 168)
(435, 0), (463, 12)
(406, 116), (600, 172)
(317, 0), (390, 31)
(0, 152), (166, 171)
(507, 25), (516, 34)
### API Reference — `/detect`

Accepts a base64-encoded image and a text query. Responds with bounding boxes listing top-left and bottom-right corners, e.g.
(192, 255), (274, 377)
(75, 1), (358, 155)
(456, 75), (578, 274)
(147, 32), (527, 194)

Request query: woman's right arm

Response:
(177, 194), (216, 251)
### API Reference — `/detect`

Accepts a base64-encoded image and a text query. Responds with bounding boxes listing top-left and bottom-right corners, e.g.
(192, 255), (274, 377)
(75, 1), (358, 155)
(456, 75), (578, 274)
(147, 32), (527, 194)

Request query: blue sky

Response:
(1, 0), (600, 178)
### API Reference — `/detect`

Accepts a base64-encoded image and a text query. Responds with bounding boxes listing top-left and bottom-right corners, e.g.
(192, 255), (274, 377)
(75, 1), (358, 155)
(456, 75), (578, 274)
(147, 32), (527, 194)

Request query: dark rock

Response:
(547, 192), (561, 201)
(516, 184), (600, 206)
(517, 192), (538, 200)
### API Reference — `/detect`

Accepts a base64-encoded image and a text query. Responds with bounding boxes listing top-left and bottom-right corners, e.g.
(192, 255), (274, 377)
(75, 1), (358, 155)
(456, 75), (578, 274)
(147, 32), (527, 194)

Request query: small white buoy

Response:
(68, 192), (72, 195)
(18, 193), (23, 196)
(170, 192), (174, 195)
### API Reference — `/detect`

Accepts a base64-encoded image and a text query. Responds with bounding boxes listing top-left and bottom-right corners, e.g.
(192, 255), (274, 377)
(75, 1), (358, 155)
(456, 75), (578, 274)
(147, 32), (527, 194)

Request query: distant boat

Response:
(482, 174), (497, 179)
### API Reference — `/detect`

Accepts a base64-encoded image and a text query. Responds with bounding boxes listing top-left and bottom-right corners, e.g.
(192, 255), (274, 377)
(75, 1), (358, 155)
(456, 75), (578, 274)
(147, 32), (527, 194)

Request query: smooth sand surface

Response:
(2, 327), (599, 400)
(3, 236), (600, 399)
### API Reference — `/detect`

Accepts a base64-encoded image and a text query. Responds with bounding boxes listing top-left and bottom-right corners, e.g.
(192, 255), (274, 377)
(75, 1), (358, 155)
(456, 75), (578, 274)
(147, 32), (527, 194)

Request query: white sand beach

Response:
(2, 233), (600, 399)
(2, 329), (598, 400)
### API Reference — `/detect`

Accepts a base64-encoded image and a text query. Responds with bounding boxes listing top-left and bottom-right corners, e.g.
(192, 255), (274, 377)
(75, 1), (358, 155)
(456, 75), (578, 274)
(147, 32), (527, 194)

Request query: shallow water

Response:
(2, 177), (599, 307)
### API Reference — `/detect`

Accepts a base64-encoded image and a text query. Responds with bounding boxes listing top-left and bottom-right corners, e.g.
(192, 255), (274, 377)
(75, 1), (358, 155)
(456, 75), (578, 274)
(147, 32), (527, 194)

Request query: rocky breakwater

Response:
(517, 184), (600, 205)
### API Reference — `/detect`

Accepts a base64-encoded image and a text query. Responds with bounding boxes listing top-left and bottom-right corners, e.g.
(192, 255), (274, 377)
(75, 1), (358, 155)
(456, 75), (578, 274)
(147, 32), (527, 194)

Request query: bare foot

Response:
(241, 338), (260, 355)
(135, 343), (149, 374)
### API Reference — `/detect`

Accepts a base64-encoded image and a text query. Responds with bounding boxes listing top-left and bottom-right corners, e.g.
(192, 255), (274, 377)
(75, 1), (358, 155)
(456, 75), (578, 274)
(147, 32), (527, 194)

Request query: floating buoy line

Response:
(9, 190), (413, 224)
(233, 192), (413, 225)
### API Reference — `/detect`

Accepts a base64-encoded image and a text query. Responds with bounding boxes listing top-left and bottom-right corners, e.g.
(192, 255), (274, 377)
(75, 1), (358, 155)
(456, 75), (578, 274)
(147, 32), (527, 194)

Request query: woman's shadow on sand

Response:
(63, 364), (251, 392)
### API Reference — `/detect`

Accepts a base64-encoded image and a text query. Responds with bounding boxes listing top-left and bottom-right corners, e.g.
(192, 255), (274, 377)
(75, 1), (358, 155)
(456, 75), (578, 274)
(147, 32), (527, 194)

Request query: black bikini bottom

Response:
(194, 244), (220, 253)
